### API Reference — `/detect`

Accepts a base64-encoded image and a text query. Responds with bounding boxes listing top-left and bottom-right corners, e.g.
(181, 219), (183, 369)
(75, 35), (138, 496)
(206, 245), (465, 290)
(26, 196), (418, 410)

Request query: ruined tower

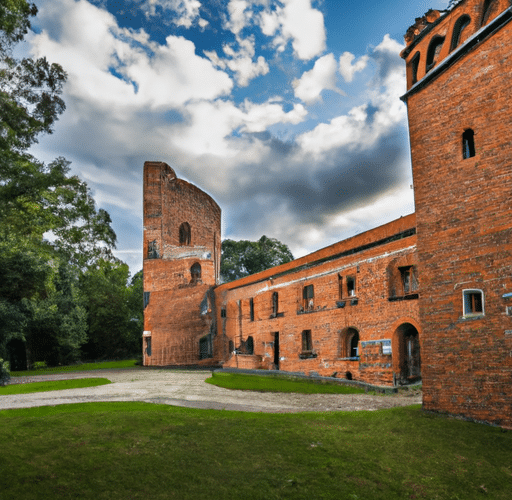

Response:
(142, 162), (221, 366)
(401, 0), (512, 426)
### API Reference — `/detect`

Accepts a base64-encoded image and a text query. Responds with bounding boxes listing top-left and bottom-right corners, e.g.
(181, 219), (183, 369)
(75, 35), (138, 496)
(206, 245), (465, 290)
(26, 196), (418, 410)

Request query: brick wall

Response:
(402, 0), (512, 427)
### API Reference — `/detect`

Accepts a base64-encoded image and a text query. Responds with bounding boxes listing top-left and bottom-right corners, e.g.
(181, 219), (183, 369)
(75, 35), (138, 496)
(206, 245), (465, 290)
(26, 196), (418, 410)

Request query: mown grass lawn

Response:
(0, 378), (111, 395)
(10, 359), (138, 377)
(1, 403), (510, 500)
(207, 372), (366, 394)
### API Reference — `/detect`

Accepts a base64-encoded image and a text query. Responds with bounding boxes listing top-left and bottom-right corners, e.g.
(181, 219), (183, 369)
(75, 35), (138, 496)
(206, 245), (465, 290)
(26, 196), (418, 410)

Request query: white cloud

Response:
(140, 0), (201, 28)
(225, 0), (252, 35)
(338, 52), (369, 83)
(293, 53), (344, 104)
(258, 0), (326, 60)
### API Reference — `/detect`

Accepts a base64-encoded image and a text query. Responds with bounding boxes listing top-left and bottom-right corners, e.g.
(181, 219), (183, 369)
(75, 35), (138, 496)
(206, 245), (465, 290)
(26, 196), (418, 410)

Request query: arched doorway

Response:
(340, 327), (359, 358)
(395, 323), (421, 384)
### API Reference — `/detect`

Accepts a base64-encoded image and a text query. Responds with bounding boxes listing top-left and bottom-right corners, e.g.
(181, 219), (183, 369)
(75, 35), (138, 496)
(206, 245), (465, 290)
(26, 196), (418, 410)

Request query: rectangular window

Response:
(145, 338), (152, 357)
(400, 266), (412, 294)
(143, 291), (150, 309)
(303, 284), (314, 310)
(347, 276), (356, 297)
(463, 289), (484, 316)
(221, 308), (227, 318)
(249, 298), (254, 321)
(338, 274), (343, 299)
(148, 240), (158, 259)
(301, 330), (312, 352)
(272, 292), (279, 316)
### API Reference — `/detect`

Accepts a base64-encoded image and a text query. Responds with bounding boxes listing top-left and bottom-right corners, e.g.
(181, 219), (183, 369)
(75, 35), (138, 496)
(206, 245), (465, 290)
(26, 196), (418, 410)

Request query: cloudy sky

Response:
(26, 0), (449, 273)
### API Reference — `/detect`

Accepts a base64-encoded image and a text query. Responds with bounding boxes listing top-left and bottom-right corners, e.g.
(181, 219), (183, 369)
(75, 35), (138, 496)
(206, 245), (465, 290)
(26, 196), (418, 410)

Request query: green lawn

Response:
(207, 372), (366, 394)
(0, 378), (111, 395)
(10, 359), (138, 377)
(0, 403), (510, 500)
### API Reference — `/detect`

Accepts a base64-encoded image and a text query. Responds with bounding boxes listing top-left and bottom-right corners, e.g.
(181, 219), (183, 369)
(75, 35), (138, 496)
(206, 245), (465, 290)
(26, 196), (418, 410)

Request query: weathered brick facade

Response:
(142, 0), (512, 428)
(143, 162), (221, 366)
(402, 0), (512, 427)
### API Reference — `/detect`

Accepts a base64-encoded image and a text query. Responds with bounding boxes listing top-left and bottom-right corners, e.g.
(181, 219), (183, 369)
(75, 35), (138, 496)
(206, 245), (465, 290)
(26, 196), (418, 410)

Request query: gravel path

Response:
(1, 368), (422, 413)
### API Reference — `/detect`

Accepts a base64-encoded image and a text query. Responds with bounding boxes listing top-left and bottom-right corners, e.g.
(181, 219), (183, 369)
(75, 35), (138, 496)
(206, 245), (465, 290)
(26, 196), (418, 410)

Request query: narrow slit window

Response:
(410, 51), (420, 84)
(338, 274), (343, 300)
(347, 276), (356, 297)
(426, 36), (445, 73)
(249, 298), (254, 321)
(303, 284), (314, 310)
(272, 292), (279, 316)
(179, 222), (191, 246)
(450, 15), (471, 51)
(462, 129), (475, 159)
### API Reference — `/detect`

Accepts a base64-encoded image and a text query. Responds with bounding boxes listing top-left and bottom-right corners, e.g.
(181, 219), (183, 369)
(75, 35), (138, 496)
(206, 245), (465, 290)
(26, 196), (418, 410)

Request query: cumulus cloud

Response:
(258, 0), (326, 60)
(293, 53), (344, 104)
(139, 0), (202, 28)
(338, 52), (369, 82)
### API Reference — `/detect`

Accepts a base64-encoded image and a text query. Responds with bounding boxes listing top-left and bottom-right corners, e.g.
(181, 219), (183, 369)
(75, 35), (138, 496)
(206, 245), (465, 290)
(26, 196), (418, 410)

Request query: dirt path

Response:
(1, 369), (421, 413)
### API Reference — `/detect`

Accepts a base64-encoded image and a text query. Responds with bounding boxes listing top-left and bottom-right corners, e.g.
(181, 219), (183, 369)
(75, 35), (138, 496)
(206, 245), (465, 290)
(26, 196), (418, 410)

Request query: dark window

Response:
(341, 328), (359, 358)
(221, 308), (226, 318)
(481, 0), (497, 26)
(145, 337), (152, 357)
(148, 240), (158, 259)
(338, 274), (343, 299)
(229, 340), (234, 353)
(143, 291), (150, 309)
(179, 222), (191, 245)
(199, 335), (212, 359)
(450, 15), (471, 51)
(349, 331), (359, 358)
(246, 336), (254, 355)
(462, 129), (475, 159)
(426, 36), (445, 72)
(303, 284), (314, 310)
(190, 262), (201, 284)
(463, 290), (484, 316)
(347, 276), (356, 297)
(410, 51), (420, 84)
(249, 298), (254, 321)
(272, 292), (279, 316)
(301, 330), (313, 352)
(399, 266), (418, 295)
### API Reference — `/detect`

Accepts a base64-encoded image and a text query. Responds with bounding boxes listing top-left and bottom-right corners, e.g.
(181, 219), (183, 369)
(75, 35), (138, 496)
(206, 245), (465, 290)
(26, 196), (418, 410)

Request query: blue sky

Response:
(27, 0), (449, 273)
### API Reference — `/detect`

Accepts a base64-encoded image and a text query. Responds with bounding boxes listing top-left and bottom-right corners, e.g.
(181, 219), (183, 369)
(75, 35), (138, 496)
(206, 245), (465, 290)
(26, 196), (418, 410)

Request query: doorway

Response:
(395, 323), (421, 384)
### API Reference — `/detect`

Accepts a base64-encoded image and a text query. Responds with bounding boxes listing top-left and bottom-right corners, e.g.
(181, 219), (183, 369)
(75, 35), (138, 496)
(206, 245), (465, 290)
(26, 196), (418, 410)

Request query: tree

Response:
(220, 235), (294, 283)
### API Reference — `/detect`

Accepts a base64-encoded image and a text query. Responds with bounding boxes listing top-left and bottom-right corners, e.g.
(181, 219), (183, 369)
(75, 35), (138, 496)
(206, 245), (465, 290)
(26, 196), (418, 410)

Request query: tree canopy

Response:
(220, 235), (294, 283)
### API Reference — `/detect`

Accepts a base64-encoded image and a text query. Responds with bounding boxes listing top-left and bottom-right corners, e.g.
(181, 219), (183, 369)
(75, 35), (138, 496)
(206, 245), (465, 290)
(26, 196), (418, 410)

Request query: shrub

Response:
(0, 358), (11, 386)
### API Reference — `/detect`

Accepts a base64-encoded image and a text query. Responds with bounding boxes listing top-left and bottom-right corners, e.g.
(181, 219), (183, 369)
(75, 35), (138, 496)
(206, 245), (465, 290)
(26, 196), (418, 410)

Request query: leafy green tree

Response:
(220, 235), (294, 283)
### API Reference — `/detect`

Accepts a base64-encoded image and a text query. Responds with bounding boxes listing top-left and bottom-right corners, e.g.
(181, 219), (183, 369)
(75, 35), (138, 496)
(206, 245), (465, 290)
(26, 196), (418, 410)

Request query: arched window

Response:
(462, 129), (475, 159)
(246, 336), (254, 355)
(340, 328), (359, 358)
(410, 51), (420, 85)
(349, 331), (359, 358)
(450, 15), (471, 51)
(426, 36), (445, 72)
(190, 262), (202, 284)
(179, 222), (191, 246)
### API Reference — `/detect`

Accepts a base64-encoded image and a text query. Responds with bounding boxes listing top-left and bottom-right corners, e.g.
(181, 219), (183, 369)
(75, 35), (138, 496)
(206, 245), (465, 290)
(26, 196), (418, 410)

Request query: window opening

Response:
(347, 276), (356, 297)
(349, 331), (359, 358)
(462, 129), (475, 159)
(481, 0), (497, 26)
(249, 298), (254, 321)
(190, 262), (202, 284)
(145, 337), (152, 357)
(301, 330), (313, 352)
(303, 284), (314, 310)
(463, 289), (484, 316)
(221, 308), (226, 318)
(426, 36), (445, 72)
(246, 336), (254, 355)
(338, 274), (343, 299)
(143, 291), (150, 309)
(148, 240), (158, 259)
(229, 340), (234, 353)
(179, 222), (191, 246)
(272, 292), (279, 316)
(450, 15), (471, 51)
(410, 51), (420, 84)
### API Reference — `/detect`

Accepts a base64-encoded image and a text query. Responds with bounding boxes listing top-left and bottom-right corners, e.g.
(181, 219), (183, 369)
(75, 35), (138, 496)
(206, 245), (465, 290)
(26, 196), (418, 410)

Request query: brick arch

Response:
(339, 327), (360, 359)
(391, 319), (422, 385)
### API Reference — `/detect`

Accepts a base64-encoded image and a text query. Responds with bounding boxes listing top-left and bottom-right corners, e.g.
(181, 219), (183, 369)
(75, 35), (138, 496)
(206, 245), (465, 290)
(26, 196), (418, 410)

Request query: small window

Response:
(246, 336), (254, 355)
(462, 129), (475, 159)
(303, 284), (314, 310)
(463, 289), (484, 316)
(190, 262), (201, 284)
(272, 292), (279, 316)
(301, 330), (313, 352)
(426, 36), (445, 72)
(179, 222), (191, 246)
(221, 308), (226, 318)
(249, 298), (254, 321)
(145, 337), (152, 357)
(148, 240), (158, 259)
(450, 15), (471, 51)
(349, 332), (359, 358)
(143, 291), (150, 309)
(338, 274), (343, 300)
(229, 340), (235, 353)
(410, 51), (420, 84)
(347, 276), (356, 297)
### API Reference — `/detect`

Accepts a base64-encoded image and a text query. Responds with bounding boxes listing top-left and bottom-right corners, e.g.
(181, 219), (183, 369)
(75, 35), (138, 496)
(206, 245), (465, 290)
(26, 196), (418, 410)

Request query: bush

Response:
(0, 358), (11, 386)
(33, 361), (47, 370)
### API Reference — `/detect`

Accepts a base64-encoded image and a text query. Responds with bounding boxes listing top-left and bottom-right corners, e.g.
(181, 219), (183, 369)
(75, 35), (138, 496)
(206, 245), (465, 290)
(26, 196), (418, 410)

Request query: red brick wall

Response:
(215, 215), (420, 386)
(143, 162), (222, 366)
(403, 1), (512, 427)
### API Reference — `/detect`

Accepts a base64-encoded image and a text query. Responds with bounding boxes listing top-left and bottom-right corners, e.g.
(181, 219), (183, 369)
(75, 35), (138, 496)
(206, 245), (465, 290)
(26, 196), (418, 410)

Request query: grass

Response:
(206, 372), (366, 394)
(10, 359), (138, 377)
(0, 402), (510, 499)
(0, 378), (111, 395)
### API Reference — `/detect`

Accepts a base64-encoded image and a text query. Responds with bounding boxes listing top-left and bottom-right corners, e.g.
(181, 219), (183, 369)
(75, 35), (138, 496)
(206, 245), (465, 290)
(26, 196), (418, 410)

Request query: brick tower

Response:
(401, 0), (512, 426)
(142, 162), (221, 366)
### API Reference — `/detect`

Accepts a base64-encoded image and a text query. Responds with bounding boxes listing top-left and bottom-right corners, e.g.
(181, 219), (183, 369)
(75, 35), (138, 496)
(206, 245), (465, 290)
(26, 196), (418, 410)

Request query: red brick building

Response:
(401, 0), (512, 427)
(143, 0), (512, 427)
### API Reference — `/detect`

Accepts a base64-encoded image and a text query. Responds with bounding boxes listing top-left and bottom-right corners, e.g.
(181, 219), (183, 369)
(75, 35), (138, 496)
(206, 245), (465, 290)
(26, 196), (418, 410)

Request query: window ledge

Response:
(338, 357), (360, 362)
(388, 293), (419, 302)
(460, 314), (485, 322)
(269, 312), (284, 319)
(299, 351), (317, 359)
